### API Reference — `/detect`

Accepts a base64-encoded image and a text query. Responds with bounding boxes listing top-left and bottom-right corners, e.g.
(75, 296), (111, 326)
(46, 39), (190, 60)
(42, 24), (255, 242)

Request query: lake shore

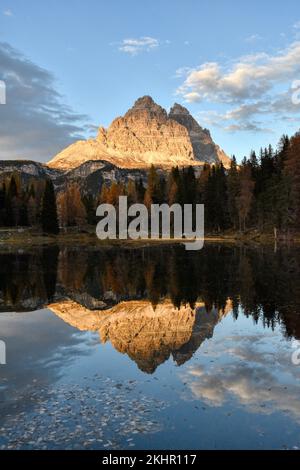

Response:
(1, 227), (300, 248)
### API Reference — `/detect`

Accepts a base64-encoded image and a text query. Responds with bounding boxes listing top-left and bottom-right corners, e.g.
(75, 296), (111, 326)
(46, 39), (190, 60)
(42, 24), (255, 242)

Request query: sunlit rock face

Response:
(169, 103), (231, 168)
(48, 96), (230, 171)
(48, 299), (232, 373)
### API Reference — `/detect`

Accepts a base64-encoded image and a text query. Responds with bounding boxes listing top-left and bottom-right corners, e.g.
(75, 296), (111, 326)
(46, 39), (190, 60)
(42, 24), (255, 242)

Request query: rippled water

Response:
(0, 244), (300, 450)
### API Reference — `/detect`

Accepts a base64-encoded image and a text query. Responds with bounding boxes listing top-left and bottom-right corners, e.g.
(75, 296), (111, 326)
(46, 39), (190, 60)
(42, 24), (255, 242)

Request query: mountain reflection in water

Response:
(48, 299), (231, 373)
(1, 244), (300, 373)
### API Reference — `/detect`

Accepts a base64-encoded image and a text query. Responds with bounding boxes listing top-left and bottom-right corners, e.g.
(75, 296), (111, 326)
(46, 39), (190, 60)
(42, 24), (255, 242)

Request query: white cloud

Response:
(293, 20), (300, 29)
(3, 9), (13, 16)
(176, 40), (300, 133)
(178, 42), (300, 103)
(118, 36), (159, 56)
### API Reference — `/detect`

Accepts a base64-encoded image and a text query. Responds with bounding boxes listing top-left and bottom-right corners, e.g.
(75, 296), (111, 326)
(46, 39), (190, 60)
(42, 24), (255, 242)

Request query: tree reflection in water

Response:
(1, 244), (300, 372)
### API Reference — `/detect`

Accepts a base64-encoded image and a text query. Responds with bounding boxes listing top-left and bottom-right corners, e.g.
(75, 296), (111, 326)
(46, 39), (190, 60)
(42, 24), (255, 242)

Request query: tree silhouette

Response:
(41, 179), (59, 234)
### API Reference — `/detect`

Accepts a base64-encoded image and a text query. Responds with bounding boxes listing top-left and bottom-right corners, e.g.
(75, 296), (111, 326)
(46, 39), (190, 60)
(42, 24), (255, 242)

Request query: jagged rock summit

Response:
(48, 96), (230, 170)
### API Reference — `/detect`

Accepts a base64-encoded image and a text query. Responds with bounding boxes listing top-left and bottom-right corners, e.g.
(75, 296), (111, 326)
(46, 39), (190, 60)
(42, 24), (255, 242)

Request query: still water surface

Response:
(0, 244), (300, 450)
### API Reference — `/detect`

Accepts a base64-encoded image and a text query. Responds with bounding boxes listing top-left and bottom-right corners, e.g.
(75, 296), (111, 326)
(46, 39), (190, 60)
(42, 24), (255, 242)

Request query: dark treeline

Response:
(0, 174), (59, 234)
(1, 245), (300, 341)
(97, 132), (300, 235)
(1, 131), (300, 234)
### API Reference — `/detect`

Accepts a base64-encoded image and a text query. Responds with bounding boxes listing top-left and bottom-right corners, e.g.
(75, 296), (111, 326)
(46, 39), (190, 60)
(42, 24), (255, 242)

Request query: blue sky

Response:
(1, 0), (300, 161)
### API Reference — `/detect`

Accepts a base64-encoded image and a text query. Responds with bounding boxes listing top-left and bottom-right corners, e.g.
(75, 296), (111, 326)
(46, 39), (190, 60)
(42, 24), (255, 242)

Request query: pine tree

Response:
(99, 183), (109, 204)
(144, 165), (160, 208)
(19, 201), (28, 226)
(167, 167), (181, 205)
(127, 179), (138, 204)
(197, 164), (211, 204)
(285, 133), (300, 229)
(5, 177), (15, 226)
(227, 156), (240, 230)
(136, 178), (145, 203)
(277, 135), (290, 172)
(157, 176), (167, 203)
(203, 164), (228, 232)
(236, 163), (254, 232)
(182, 166), (197, 204)
(69, 184), (87, 227)
(58, 183), (87, 228)
(107, 182), (124, 206)
(41, 179), (59, 234)
(83, 194), (96, 225)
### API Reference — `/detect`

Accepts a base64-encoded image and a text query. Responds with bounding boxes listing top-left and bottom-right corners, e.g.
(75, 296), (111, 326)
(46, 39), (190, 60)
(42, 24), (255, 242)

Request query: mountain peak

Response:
(169, 103), (190, 116)
(48, 96), (230, 170)
(125, 95), (167, 120)
(131, 95), (156, 109)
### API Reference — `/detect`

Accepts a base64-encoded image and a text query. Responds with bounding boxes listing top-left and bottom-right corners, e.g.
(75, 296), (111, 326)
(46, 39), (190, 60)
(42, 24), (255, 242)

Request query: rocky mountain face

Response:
(53, 160), (148, 195)
(169, 103), (230, 166)
(48, 96), (230, 170)
(0, 160), (61, 181)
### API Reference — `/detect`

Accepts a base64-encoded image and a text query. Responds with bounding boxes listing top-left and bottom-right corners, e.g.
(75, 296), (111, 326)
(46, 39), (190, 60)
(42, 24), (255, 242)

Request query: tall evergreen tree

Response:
(41, 179), (59, 234)
(167, 167), (181, 205)
(136, 178), (145, 203)
(83, 194), (97, 225)
(227, 156), (240, 230)
(5, 177), (15, 226)
(285, 133), (300, 229)
(236, 163), (254, 232)
(19, 201), (29, 226)
(144, 165), (160, 207)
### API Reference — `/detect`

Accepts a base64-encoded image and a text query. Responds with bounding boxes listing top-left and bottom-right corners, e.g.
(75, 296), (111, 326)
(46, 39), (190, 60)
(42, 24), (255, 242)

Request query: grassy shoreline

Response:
(1, 227), (300, 248)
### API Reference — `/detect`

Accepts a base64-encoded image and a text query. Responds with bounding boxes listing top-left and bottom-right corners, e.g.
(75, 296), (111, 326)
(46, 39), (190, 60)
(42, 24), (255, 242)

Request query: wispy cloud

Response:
(117, 36), (159, 56)
(174, 66), (194, 78)
(0, 42), (89, 162)
(245, 33), (263, 43)
(224, 122), (272, 134)
(3, 9), (13, 17)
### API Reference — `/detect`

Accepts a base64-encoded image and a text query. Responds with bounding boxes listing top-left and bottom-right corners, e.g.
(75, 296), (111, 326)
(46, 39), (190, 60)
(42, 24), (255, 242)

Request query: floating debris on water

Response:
(0, 376), (167, 450)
